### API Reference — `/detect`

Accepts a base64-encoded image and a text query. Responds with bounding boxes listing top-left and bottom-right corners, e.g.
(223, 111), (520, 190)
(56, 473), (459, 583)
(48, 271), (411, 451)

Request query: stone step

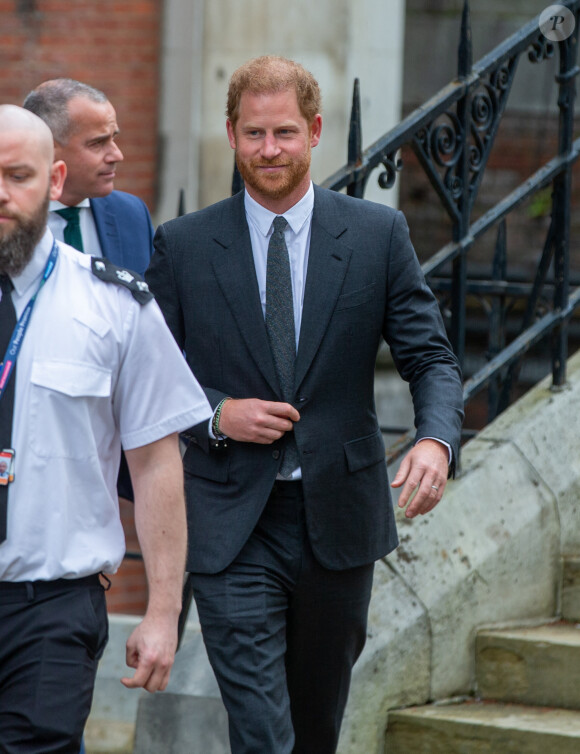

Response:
(385, 701), (580, 753)
(562, 556), (580, 621)
(83, 719), (135, 754)
(476, 623), (580, 709)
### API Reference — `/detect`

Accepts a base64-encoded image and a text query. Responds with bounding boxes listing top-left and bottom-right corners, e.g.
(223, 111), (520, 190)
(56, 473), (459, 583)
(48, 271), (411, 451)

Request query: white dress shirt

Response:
(0, 231), (212, 582)
(244, 183), (314, 350)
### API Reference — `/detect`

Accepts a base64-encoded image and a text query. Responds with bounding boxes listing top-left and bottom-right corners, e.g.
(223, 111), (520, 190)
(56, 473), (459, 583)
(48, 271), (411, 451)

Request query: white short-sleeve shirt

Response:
(0, 230), (212, 582)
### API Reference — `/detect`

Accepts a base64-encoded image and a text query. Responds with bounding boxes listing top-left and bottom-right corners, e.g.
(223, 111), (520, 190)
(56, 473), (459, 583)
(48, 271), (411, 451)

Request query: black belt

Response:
(0, 573), (102, 601)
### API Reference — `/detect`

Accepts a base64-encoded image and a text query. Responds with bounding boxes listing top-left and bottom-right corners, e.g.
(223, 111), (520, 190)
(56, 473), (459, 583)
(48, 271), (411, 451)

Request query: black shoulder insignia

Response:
(91, 257), (153, 305)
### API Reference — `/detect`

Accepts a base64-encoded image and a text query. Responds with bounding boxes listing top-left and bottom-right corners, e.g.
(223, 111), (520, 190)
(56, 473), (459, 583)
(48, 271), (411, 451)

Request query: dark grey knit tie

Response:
(0, 275), (16, 543)
(266, 216), (299, 478)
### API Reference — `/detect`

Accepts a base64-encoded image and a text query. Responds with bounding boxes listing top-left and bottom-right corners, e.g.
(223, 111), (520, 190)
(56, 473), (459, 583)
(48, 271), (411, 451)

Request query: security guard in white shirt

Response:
(0, 105), (212, 752)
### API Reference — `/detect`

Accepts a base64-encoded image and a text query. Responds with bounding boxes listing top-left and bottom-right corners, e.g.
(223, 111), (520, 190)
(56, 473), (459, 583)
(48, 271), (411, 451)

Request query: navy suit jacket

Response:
(146, 186), (464, 574)
(91, 190), (154, 276)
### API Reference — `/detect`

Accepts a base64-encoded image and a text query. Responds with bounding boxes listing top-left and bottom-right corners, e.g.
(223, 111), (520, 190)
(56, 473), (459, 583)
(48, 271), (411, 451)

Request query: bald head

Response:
(0, 105), (55, 166)
(0, 105), (66, 275)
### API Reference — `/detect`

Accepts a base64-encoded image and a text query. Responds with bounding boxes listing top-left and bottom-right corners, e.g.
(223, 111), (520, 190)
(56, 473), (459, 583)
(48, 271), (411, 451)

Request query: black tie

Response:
(265, 216), (299, 478)
(55, 206), (84, 251)
(0, 275), (16, 542)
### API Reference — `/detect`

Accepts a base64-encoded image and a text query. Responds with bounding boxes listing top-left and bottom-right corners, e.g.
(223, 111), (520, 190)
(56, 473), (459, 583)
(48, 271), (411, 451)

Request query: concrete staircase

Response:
(385, 557), (580, 752)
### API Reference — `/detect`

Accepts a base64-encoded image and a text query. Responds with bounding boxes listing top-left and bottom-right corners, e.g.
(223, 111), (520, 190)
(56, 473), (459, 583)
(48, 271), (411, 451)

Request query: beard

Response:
(235, 147), (311, 202)
(0, 192), (49, 276)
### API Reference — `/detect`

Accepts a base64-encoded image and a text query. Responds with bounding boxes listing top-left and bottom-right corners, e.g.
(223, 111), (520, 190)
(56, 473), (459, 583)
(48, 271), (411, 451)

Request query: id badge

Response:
(0, 449), (14, 486)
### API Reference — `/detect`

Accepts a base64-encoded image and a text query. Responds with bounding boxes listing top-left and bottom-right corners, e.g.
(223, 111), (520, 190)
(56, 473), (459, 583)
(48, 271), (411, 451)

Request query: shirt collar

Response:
(50, 198), (91, 211)
(11, 228), (56, 298)
(244, 182), (314, 237)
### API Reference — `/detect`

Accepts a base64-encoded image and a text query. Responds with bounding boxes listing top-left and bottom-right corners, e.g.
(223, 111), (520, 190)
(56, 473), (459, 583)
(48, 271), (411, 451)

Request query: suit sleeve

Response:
(141, 198), (155, 258)
(146, 224), (227, 451)
(146, 224), (186, 351)
(382, 211), (464, 465)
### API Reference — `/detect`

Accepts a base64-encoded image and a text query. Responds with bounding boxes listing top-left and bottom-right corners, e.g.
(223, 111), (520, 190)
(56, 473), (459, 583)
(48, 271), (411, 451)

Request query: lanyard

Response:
(0, 241), (58, 400)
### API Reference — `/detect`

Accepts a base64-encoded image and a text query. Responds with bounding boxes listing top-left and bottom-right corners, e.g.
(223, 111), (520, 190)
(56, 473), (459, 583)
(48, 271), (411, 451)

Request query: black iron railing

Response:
(321, 0), (579, 458)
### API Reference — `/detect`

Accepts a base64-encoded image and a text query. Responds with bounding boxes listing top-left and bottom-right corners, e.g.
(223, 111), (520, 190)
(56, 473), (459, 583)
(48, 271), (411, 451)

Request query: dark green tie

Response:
(0, 275), (16, 542)
(55, 206), (84, 252)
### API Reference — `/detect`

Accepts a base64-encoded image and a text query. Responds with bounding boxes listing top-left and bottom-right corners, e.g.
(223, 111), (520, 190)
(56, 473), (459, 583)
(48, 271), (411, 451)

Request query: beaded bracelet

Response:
(212, 397), (231, 438)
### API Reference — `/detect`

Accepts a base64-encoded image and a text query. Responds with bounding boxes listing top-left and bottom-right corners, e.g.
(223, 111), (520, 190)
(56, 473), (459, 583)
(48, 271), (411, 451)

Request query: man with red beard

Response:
(146, 56), (463, 753)
(0, 105), (212, 752)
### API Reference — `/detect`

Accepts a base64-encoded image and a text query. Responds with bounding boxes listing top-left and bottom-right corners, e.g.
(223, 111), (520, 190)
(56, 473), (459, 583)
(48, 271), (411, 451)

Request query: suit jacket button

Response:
(272, 450), (280, 460)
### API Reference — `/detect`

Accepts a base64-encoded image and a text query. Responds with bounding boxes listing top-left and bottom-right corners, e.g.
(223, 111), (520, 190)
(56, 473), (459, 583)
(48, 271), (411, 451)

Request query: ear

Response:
(310, 114), (322, 148)
(226, 119), (237, 150)
(49, 160), (67, 201)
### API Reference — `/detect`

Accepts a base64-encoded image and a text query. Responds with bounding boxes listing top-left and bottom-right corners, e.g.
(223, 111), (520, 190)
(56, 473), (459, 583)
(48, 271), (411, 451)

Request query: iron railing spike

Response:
(458, 0), (473, 79)
(347, 78), (362, 166)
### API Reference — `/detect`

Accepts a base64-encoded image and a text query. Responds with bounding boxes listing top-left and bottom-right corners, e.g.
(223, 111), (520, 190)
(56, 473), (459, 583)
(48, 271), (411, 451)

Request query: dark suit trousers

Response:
(0, 576), (108, 753)
(191, 481), (374, 754)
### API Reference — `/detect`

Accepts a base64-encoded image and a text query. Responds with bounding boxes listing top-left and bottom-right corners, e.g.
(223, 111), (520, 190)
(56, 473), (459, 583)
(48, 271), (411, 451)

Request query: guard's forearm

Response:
(126, 435), (187, 617)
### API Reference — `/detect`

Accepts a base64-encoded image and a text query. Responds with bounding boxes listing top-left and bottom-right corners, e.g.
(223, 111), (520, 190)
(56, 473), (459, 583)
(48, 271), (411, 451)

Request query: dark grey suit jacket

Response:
(146, 185), (463, 573)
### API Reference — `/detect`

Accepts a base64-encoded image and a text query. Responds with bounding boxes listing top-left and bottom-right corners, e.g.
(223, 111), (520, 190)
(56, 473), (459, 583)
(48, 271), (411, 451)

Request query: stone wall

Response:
(338, 347), (580, 753)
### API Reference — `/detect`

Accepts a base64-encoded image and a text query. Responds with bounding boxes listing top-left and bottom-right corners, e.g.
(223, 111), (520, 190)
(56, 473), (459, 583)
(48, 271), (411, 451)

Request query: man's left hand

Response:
(121, 614), (178, 692)
(391, 439), (449, 518)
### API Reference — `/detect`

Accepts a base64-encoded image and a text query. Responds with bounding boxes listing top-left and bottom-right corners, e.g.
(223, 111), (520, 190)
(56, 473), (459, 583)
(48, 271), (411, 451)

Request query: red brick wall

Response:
(0, 0), (161, 211)
(1, 0), (162, 613)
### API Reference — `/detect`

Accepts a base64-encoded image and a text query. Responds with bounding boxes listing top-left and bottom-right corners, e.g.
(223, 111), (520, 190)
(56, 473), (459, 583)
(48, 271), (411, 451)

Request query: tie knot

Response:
(272, 216), (288, 235)
(55, 206), (81, 224)
(0, 275), (13, 295)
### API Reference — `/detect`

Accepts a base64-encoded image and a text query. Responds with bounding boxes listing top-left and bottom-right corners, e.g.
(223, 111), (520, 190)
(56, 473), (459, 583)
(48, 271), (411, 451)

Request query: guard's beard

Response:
(0, 192), (50, 276)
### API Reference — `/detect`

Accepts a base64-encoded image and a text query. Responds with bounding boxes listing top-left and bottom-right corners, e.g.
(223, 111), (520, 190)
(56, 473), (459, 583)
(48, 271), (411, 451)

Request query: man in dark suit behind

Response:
(23, 78), (153, 276)
(146, 56), (464, 754)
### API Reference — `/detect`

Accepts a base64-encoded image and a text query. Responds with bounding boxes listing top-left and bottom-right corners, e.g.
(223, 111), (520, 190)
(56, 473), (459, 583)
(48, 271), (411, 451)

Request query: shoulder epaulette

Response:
(91, 257), (153, 305)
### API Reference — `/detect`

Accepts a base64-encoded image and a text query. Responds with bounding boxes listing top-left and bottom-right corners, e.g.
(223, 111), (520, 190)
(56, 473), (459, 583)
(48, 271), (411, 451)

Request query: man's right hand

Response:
(218, 398), (299, 443)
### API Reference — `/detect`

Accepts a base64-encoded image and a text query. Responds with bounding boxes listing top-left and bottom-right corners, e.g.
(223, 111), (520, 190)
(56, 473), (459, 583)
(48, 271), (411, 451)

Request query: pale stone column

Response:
(347, 0), (405, 206)
(156, 0), (205, 223)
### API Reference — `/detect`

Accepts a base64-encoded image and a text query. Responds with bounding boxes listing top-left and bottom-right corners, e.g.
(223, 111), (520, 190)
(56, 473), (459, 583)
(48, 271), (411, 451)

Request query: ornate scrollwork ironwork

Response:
(472, 87), (495, 133)
(377, 150), (403, 189)
(428, 113), (463, 168)
(444, 170), (463, 199)
(413, 113), (465, 213)
(411, 53), (519, 217)
(465, 57), (517, 198)
(528, 35), (555, 63)
(490, 63), (511, 91)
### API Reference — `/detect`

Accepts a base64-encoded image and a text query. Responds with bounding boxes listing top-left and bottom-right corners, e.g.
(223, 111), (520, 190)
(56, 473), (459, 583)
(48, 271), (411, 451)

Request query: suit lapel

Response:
(295, 188), (352, 390)
(211, 194), (281, 396)
(91, 196), (121, 266)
